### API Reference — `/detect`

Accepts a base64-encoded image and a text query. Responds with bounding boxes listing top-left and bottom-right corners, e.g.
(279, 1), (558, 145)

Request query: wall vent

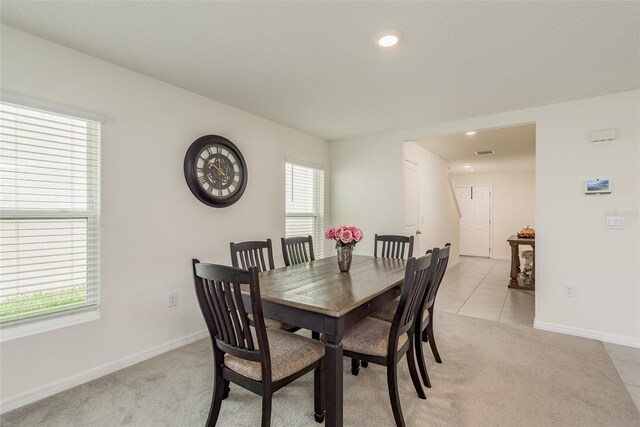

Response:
(475, 150), (495, 156)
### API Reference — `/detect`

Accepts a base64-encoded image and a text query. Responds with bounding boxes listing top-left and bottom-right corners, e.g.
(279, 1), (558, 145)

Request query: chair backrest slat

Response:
(424, 243), (451, 310)
(292, 243), (301, 264)
(232, 283), (255, 350)
(230, 239), (276, 272)
(257, 249), (266, 271)
(281, 235), (315, 267)
(402, 258), (431, 328)
(298, 242), (309, 263)
(211, 280), (233, 344)
(375, 234), (414, 260)
(204, 278), (228, 343)
(388, 253), (433, 353)
(193, 260), (268, 363)
(298, 244), (304, 263)
(223, 282), (244, 347)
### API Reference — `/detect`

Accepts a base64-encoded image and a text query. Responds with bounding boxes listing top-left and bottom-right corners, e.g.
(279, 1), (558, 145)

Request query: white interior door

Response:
(455, 186), (491, 257)
(404, 160), (421, 250)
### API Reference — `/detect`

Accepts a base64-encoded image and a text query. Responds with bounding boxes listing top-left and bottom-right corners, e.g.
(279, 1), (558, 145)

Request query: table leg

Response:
(509, 243), (520, 287)
(324, 335), (343, 427)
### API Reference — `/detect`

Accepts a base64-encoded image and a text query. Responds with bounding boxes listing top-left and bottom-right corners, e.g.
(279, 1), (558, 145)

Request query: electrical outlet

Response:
(168, 291), (178, 307)
(564, 285), (576, 298)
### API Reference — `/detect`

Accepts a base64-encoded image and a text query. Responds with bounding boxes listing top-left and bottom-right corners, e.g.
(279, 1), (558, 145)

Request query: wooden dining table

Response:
(241, 254), (407, 427)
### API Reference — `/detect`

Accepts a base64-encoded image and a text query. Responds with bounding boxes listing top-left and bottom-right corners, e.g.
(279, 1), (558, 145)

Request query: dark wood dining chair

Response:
(369, 244), (451, 388)
(374, 234), (415, 259)
(281, 235), (315, 267)
(414, 243), (451, 387)
(339, 253), (433, 427)
(353, 233), (415, 374)
(192, 259), (325, 427)
(230, 239), (275, 272)
(230, 239), (294, 331)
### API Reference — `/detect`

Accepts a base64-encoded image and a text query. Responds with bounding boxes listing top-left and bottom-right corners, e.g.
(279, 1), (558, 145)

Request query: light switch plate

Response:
(606, 216), (624, 230)
(168, 291), (178, 307)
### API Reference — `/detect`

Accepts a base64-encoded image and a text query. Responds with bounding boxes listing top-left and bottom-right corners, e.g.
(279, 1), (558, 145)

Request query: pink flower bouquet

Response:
(326, 225), (364, 248)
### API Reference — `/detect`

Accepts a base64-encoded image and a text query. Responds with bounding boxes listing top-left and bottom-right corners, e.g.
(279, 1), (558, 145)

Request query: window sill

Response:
(0, 308), (100, 342)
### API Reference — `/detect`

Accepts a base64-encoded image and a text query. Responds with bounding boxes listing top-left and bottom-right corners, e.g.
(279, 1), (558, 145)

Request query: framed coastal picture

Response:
(584, 179), (611, 194)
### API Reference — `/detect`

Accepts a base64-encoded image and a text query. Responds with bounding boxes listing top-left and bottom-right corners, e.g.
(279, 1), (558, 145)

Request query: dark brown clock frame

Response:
(183, 135), (248, 208)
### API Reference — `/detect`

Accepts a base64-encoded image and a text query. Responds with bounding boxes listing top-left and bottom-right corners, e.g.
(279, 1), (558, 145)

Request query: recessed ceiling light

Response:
(376, 30), (402, 48)
(465, 131), (477, 136)
(463, 165), (472, 168)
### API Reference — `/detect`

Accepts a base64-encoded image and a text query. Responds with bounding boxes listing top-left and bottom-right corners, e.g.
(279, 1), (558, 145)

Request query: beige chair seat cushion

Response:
(225, 328), (324, 382)
(370, 298), (429, 324)
(342, 317), (408, 357)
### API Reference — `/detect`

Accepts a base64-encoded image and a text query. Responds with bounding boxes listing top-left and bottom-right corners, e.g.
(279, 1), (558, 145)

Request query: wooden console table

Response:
(507, 235), (535, 290)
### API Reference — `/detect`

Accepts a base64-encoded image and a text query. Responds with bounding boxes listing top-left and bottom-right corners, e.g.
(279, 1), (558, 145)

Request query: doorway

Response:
(404, 122), (536, 328)
(455, 185), (492, 257)
(403, 159), (421, 251)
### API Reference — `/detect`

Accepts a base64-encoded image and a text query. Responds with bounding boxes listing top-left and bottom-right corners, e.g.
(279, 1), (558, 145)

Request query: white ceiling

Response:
(1, 2), (639, 141)
(415, 123), (536, 175)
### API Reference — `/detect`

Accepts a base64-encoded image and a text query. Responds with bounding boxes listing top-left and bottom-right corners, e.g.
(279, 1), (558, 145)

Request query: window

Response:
(0, 99), (101, 325)
(285, 161), (324, 258)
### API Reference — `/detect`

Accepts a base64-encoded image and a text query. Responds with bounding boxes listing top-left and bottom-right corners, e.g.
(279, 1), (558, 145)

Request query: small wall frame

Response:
(584, 179), (611, 194)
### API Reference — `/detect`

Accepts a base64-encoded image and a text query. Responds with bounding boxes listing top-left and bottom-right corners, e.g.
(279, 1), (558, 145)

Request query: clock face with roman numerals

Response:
(184, 135), (248, 207)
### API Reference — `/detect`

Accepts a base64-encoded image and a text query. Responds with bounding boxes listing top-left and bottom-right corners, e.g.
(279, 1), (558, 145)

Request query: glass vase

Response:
(336, 245), (353, 272)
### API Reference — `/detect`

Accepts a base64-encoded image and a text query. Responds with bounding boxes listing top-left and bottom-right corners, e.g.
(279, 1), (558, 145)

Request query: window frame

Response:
(0, 94), (103, 339)
(284, 159), (325, 259)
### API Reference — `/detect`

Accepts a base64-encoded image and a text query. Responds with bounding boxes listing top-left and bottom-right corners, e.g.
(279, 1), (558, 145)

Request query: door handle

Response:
(416, 230), (422, 235)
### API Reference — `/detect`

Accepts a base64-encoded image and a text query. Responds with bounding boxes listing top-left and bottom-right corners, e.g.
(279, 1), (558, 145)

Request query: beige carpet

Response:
(2, 312), (639, 427)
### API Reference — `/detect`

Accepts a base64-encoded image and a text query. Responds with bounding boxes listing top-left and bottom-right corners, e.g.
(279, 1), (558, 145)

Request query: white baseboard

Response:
(534, 320), (640, 348)
(0, 329), (208, 414)
(491, 255), (511, 261)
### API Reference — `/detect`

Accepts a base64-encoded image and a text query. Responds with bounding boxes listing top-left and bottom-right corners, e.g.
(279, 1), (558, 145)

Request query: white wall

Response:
(331, 90), (640, 347)
(452, 171), (535, 259)
(0, 26), (330, 408)
(404, 142), (460, 264)
(330, 133), (404, 256)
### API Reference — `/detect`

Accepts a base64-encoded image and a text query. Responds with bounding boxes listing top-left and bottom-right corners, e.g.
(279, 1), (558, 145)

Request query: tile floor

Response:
(605, 342), (640, 409)
(437, 256), (535, 327)
(438, 256), (640, 412)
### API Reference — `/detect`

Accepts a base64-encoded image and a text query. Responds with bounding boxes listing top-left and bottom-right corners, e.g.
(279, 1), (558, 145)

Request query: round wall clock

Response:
(183, 135), (248, 208)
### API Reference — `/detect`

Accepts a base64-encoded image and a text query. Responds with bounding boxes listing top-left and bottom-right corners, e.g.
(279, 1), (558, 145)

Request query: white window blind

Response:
(285, 162), (324, 258)
(0, 100), (100, 325)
